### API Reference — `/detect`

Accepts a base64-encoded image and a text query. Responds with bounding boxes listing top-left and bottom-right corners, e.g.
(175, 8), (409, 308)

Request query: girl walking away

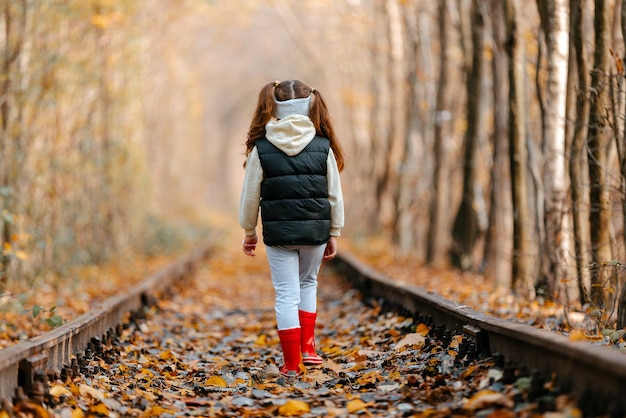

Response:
(239, 80), (345, 377)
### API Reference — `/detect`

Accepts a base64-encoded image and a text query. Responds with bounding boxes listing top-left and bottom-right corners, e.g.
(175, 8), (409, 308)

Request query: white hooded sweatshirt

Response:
(239, 114), (344, 239)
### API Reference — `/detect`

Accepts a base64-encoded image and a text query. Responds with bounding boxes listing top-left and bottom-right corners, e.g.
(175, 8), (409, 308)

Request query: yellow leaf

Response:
(88, 403), (109, 415)
(387, 370), (401, 380)
(205, 375), (227, 387)
(569, 330), (586, 342)
(160, 349), (177, 361)
(71, 408), (84, 418)
(49, 384), (73, 398)
(347, 399), (370, 413)
(278, 400), (310, 415)
(15, 250), (28, 261)
(143, 406), (170, 417)
(0, 411), (10, 418)
(254, 334), (268, 346)
(356, 370), (381, 385)
(14, 401), (50, 417)
(462, 364), (477, 378)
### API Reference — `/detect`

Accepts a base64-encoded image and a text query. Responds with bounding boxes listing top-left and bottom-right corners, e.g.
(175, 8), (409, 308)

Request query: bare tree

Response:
(569, 0), (592, 305)
(505, 0), (535, 298)
(538, 0), (576, 302)
(618, 0), (626, 328)
(483, 0), (513, 287)
(427, 0), (454, 267)
(450, 0), (487, 271)
(587, 0), (613, 307)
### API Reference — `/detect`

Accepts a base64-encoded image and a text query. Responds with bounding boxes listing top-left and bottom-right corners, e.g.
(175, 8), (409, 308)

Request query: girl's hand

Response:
(323, 236), (338, 260)
(242, 234), (258, 256)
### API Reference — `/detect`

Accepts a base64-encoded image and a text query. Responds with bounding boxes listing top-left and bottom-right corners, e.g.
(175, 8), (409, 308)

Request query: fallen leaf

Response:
(463, 390), (514, 411)
(78, 384), (104, 401)
(394, 333), (426, 349)
(347, 398), (370, 413)
(569, 330), (586, 341)
(49, 384), (73, 398)
(88, 403), (109, 415)
(278, 399), (310, 415)
(205, 375), (228, 387)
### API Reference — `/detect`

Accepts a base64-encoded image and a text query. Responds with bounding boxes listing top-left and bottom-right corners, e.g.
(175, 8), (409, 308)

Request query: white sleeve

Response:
(239, 147), (262, 236)
(327, 149), (344, 236)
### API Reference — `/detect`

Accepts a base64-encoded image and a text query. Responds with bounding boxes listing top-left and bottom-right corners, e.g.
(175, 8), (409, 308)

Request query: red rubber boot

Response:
(299, 310), (323, 365)
(277, 328), (302, 377)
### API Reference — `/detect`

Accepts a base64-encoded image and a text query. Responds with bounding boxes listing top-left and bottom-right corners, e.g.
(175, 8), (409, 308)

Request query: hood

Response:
(265, 115), (316, 156)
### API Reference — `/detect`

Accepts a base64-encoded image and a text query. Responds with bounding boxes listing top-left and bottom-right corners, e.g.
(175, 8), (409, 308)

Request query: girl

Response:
(239, 80), (345, 377)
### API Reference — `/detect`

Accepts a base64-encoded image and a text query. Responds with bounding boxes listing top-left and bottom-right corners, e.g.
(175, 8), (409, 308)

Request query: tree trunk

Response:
(427, 0), (453, 267)
(483, 0), (513, 287)
(618, 0), (626, 328)
(538, 0), (576, 303)
(369, 0), (393, 232)
(570, 0), (591, 305)
(450, 0), (487, 272)
(0, 0), (27, 290)
(386, 0), (410, 251)
(505, 0), (535, 298)
(587, 0), (613, 307)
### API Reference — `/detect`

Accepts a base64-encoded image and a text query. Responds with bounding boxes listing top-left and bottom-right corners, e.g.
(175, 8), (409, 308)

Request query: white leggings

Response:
(266, 244), (326, 330)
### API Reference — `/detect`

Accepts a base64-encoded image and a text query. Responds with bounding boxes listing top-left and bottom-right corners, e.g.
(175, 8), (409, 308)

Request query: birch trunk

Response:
(538, 0), (576, 303)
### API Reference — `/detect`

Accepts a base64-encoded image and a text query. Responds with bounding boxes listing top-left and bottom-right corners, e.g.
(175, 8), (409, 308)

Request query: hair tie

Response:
(274, 80), (280, 87)
(310, 87), (316, 93)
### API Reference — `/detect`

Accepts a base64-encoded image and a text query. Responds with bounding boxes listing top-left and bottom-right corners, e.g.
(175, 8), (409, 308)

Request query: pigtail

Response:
(310, 89), (345, 172)
(245, 82), (279, 158)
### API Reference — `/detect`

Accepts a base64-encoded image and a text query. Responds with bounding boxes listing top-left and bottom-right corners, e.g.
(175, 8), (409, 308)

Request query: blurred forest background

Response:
(2, 0), (626, 326)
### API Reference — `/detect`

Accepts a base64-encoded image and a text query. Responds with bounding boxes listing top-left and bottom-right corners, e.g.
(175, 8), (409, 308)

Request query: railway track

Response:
(1, 243), (625, 415)
(0, 242), (213, 403)
(333, 251), (626, 415)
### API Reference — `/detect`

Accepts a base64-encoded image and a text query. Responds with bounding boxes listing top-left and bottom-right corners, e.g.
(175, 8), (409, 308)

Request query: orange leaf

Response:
(416, 323), (430, 335)
(254, 334), (268, 346)
(160, 349), (177, 361)
(569, 330), (586, 342)
(463, 390), (514, 411)
(347, 399), (370, 413)
(278, 399), (310, 415)
(205, 375), (227, 387)
(88, 403), (109, 415)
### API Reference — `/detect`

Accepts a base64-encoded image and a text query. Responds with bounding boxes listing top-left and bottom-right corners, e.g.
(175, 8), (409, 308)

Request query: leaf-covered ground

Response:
(0, 255), (176, 350)
(344, 239), (626, 350)
(19, 243), (584, 417)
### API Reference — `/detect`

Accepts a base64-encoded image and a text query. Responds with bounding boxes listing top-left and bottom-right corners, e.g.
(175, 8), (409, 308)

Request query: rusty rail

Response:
(331, 251), (626, 414)
(0, 242), (213, 402)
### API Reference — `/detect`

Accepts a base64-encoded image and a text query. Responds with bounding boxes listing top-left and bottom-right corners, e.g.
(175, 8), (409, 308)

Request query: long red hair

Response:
(245, 80), (345, 172)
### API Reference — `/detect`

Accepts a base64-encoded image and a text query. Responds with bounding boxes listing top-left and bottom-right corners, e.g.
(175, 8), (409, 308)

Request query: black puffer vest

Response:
(256, 136), (331, 246)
